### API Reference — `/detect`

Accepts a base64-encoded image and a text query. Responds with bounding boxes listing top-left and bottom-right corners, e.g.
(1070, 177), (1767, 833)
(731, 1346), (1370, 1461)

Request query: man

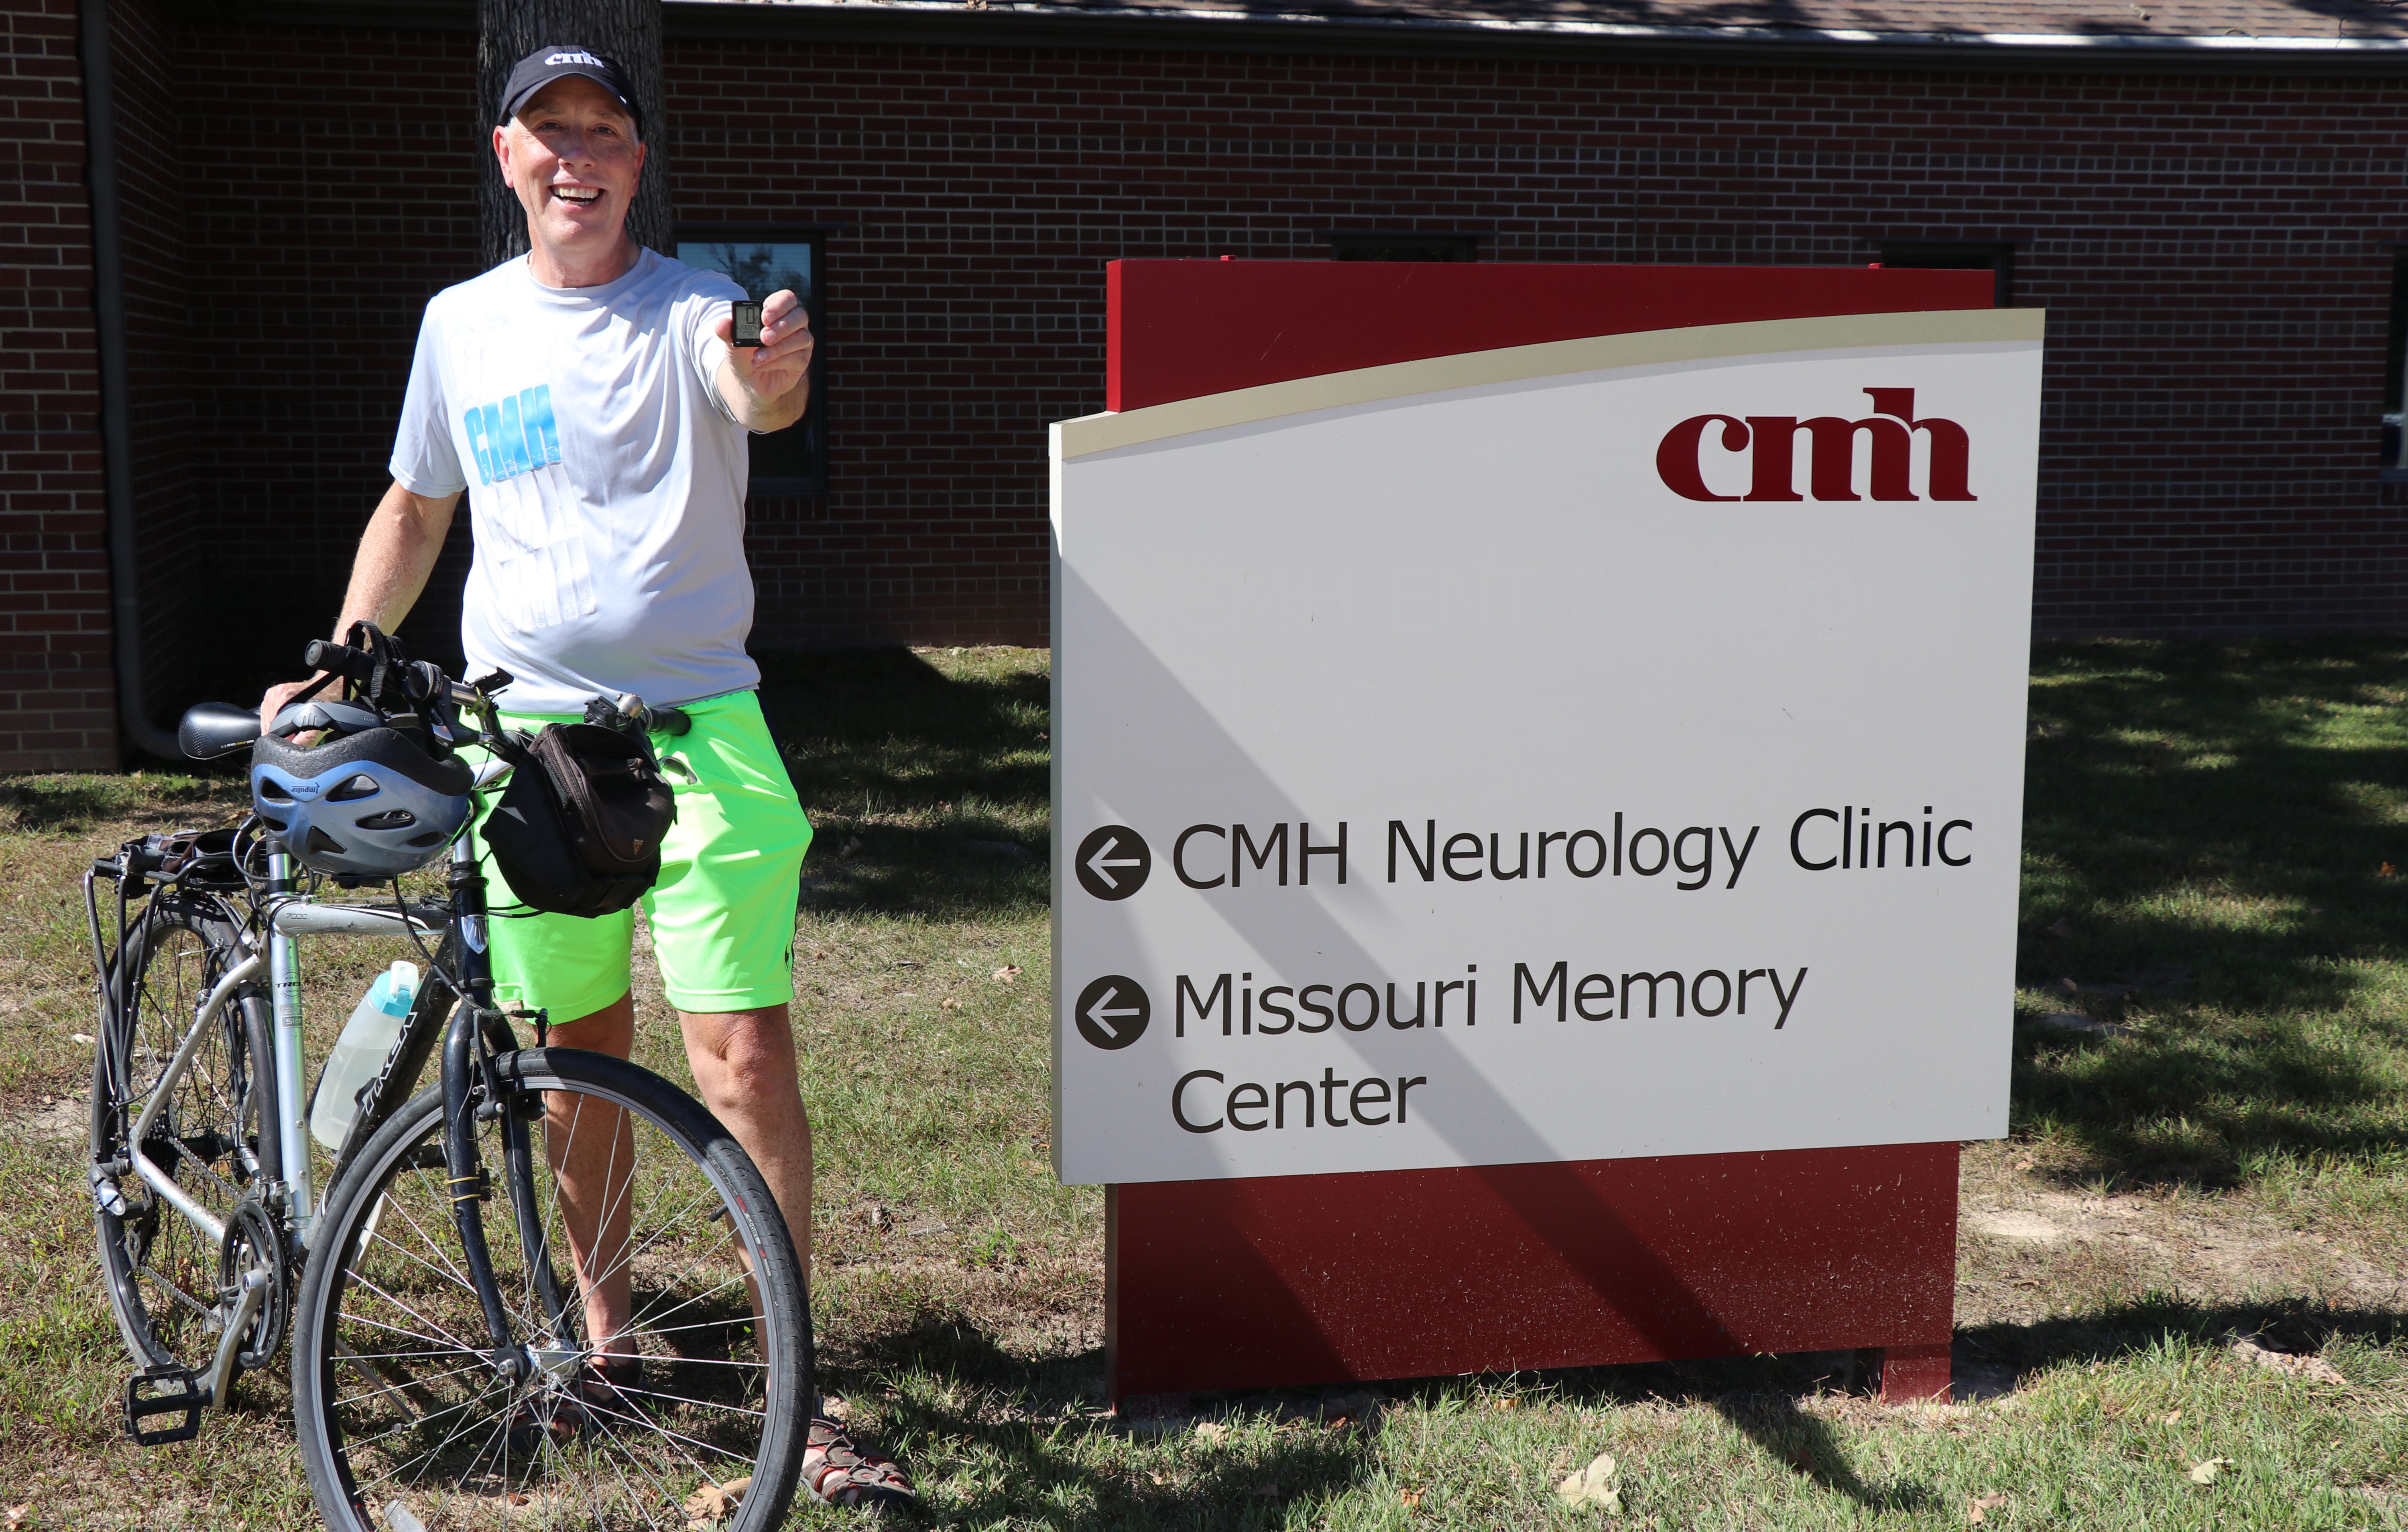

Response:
(260, 45), (911, 1511)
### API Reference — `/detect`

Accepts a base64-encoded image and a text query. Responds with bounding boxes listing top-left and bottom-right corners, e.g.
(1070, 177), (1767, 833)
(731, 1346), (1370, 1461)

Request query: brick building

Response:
(6, 0), (2407, 767)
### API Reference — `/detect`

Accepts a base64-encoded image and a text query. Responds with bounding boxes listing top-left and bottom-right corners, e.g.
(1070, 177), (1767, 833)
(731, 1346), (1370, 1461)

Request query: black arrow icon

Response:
(1074, 975), (1150, 1050)
(1075, 825), (1151, 901)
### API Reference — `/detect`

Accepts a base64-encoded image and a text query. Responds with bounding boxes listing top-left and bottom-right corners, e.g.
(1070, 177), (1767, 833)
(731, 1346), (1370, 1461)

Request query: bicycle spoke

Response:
(608, 1381), (767, 1418)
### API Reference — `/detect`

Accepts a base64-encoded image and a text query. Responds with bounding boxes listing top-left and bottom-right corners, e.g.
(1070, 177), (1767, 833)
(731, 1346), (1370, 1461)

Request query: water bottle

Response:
(309, 960), (418, 1152)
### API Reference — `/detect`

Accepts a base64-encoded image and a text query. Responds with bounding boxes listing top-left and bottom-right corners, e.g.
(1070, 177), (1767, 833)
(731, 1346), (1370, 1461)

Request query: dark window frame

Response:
(1879, 240), (2017, 309)
(674, 224), (831, 496)
(1323, 229), (1487, 263)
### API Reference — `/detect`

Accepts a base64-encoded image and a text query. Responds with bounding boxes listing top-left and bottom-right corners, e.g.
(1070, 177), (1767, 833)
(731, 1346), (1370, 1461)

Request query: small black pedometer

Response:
(730, 300), (764, 347)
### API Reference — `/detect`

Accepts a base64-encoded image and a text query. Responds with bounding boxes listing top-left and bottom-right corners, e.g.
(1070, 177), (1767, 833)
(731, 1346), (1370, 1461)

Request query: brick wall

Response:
(0, 0), (116, 770)
(167, 21), (484, 685)
(110, 0), (197, 728)
(658, 43), (2408, 642)
(38, 18), (2408, 750)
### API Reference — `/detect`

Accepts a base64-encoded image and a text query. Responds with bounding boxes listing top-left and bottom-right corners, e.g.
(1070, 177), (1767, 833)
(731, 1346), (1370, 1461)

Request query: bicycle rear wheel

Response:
(91, 892), (277, 1372)
(293, 1046), (811, 1532)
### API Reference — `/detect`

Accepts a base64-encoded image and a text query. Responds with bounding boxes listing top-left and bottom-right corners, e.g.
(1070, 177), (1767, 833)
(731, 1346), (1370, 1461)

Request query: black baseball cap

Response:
(496, 45), (643, 138)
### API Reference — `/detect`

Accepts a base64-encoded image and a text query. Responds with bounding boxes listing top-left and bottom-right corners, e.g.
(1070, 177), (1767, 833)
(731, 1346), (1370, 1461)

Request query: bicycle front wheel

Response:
(293, 1046), (811, 1532)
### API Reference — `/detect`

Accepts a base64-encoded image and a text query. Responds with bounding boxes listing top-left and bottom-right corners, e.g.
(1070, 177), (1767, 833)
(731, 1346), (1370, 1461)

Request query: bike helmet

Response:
(250, 698), (474, 878)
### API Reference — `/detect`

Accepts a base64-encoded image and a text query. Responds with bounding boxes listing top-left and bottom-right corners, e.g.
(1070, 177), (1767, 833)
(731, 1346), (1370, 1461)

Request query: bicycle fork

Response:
(436, 832), (576, 1385)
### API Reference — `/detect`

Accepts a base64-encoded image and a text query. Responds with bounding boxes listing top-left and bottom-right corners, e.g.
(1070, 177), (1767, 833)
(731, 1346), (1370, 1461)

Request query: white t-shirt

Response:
(389, 248), (761, 713)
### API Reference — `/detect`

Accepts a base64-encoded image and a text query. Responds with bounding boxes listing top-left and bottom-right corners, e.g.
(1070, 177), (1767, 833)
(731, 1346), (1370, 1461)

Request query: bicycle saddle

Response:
(177, 701), (262, 761)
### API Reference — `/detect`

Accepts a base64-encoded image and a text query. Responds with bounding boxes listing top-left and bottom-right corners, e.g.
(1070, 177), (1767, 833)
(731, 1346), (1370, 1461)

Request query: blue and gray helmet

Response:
(250, 699), (474, 878)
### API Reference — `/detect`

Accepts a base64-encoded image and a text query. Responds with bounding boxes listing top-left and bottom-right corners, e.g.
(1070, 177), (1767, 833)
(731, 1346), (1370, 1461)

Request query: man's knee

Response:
(684, 1008), (800, 1101)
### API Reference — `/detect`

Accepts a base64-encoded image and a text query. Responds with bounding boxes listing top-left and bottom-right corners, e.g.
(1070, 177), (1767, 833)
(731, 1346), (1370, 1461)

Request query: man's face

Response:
(492, 77), (645, 257)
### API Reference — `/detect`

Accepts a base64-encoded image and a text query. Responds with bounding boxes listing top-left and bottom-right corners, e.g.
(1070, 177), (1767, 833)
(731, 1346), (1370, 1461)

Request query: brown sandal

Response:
(803, 1414), (916, 1512)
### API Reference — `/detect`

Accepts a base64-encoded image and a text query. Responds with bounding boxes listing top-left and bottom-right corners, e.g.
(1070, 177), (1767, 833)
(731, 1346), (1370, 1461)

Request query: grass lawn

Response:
(2, 638), (2407, 1528)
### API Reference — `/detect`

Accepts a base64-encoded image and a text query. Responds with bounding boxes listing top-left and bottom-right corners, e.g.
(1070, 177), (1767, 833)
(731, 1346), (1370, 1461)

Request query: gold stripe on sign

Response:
(1055, 308), (2047, 460)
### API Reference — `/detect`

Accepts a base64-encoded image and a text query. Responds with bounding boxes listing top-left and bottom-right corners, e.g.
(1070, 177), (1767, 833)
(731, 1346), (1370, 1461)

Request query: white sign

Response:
(1050, 309), (2044, 1187)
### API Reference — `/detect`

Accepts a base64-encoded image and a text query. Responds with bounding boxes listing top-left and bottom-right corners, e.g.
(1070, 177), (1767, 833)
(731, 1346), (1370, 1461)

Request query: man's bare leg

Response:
(675, 1003), (814, 1284)
(542, 996), (813, 1354)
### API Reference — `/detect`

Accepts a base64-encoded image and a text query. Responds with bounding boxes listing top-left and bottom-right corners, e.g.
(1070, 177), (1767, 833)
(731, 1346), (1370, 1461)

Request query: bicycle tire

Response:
(293, 1046), (811, 1532)
(90, 892), (278, 1373)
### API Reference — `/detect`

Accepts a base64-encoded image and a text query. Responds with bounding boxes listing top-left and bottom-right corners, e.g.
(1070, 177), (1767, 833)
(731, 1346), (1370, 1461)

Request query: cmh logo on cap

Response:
(546, 51), (606, 66)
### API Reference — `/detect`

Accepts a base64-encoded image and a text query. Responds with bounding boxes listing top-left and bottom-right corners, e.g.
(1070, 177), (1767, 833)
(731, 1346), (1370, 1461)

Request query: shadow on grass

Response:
(2015, 635), (2408, 1187)
(755, 647), (1049, 919)
(1955, 1292), (2405, 1390)
(843, 1314), (1377, 1528)
(0, 774), (246, 834)
(838, 1308), (1961, 1520)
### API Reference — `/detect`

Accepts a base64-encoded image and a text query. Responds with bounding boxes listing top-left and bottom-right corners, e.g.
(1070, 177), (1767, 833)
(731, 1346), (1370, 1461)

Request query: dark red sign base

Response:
(1095, 260), (1989, 1410)
(1108, 1144), (1958, 1404)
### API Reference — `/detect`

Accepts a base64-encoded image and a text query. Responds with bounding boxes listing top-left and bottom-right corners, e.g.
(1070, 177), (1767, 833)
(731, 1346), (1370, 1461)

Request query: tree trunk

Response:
(476, 0), (674, 270)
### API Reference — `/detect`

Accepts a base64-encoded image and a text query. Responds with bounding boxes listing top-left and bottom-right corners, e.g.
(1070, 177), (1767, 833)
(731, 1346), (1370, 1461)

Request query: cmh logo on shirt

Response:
(463, 386), (563, 487)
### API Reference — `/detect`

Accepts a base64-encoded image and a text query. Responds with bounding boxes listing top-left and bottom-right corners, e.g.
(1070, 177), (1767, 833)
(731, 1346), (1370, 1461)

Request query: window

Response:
(675, 228), (827, 494)
(1879, 240), (2016, 309)
(2385, 251), (2408, 475)
(1325, 230), (1484, 263)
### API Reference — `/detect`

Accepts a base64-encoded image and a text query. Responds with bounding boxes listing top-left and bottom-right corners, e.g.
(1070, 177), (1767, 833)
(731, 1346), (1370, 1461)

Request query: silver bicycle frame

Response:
(265, 849), (312, 1237)
(110, 846), (441, 1251)
(128, 949), (266, 1246)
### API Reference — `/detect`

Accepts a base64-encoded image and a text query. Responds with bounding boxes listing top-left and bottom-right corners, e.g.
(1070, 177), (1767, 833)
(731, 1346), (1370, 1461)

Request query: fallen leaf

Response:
(2382, 863), (2396, 878)
(2014, 1157), (2037, 1172)
(1400, 1488), (1422, 1507)
(2188, 1457), (2233, 1484)
(1194, 1421), (1228, 1444)
(683, 1474), (752, 1527)
(939, 996), (961, 1010)
(1556, 1451), (1623, 1514)
(5, 1506), (28, 1528)
(1493, 1395), (1519, 1410)
(2164, 1409), (2181, 1424)
(1968, 1490), (2008, 1523)
(70, 1033), (94, 1045)
(1324, 1414), (1350, 1430)
(993, 964), (1022, 982)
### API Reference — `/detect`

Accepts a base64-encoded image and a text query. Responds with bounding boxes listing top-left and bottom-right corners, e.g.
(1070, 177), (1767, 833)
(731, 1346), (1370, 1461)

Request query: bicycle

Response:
(86, 634), (813, 1531)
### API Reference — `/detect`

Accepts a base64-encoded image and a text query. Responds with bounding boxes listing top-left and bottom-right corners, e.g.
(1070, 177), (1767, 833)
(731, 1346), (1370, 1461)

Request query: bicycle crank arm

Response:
(123, 1269), (269, 1446)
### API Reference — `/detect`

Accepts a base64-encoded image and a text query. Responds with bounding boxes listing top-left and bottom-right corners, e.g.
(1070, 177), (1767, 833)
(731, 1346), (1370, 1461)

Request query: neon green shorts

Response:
(467, 689), (811, 1020)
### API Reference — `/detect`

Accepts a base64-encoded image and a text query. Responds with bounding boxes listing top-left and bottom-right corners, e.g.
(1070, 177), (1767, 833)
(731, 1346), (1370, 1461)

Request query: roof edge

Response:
(179, 0), (2408, 73)
(668, 0), (2408, 70)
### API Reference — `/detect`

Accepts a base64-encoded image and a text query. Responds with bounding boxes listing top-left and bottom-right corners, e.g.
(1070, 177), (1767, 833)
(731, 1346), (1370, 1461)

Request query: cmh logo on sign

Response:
(1656, 388), (1974, 503)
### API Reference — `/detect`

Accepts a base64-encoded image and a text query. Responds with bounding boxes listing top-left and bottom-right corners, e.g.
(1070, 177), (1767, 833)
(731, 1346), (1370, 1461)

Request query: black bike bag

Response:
(480, 722), (677, 918)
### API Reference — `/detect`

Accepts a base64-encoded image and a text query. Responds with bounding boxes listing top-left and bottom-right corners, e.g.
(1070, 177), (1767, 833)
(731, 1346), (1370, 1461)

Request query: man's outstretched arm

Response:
(257, 481), (462, 730)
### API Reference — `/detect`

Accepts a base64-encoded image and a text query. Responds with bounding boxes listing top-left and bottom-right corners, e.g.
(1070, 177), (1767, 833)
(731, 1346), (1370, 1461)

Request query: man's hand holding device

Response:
(718, 289), (812, 419)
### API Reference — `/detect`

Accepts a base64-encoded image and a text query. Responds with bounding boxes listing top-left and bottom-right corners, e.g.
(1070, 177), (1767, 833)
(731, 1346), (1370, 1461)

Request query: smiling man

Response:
(260, 45), (912, 1512)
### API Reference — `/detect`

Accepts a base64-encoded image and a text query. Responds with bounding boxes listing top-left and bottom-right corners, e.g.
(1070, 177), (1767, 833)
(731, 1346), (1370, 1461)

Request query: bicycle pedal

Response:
(124, 1364), (208, 1446)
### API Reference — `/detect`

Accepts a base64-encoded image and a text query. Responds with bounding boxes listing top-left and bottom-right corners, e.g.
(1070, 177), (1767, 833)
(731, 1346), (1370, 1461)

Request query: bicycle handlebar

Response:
(304, 639), (686, 741)
(301, 639), (372, 683)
